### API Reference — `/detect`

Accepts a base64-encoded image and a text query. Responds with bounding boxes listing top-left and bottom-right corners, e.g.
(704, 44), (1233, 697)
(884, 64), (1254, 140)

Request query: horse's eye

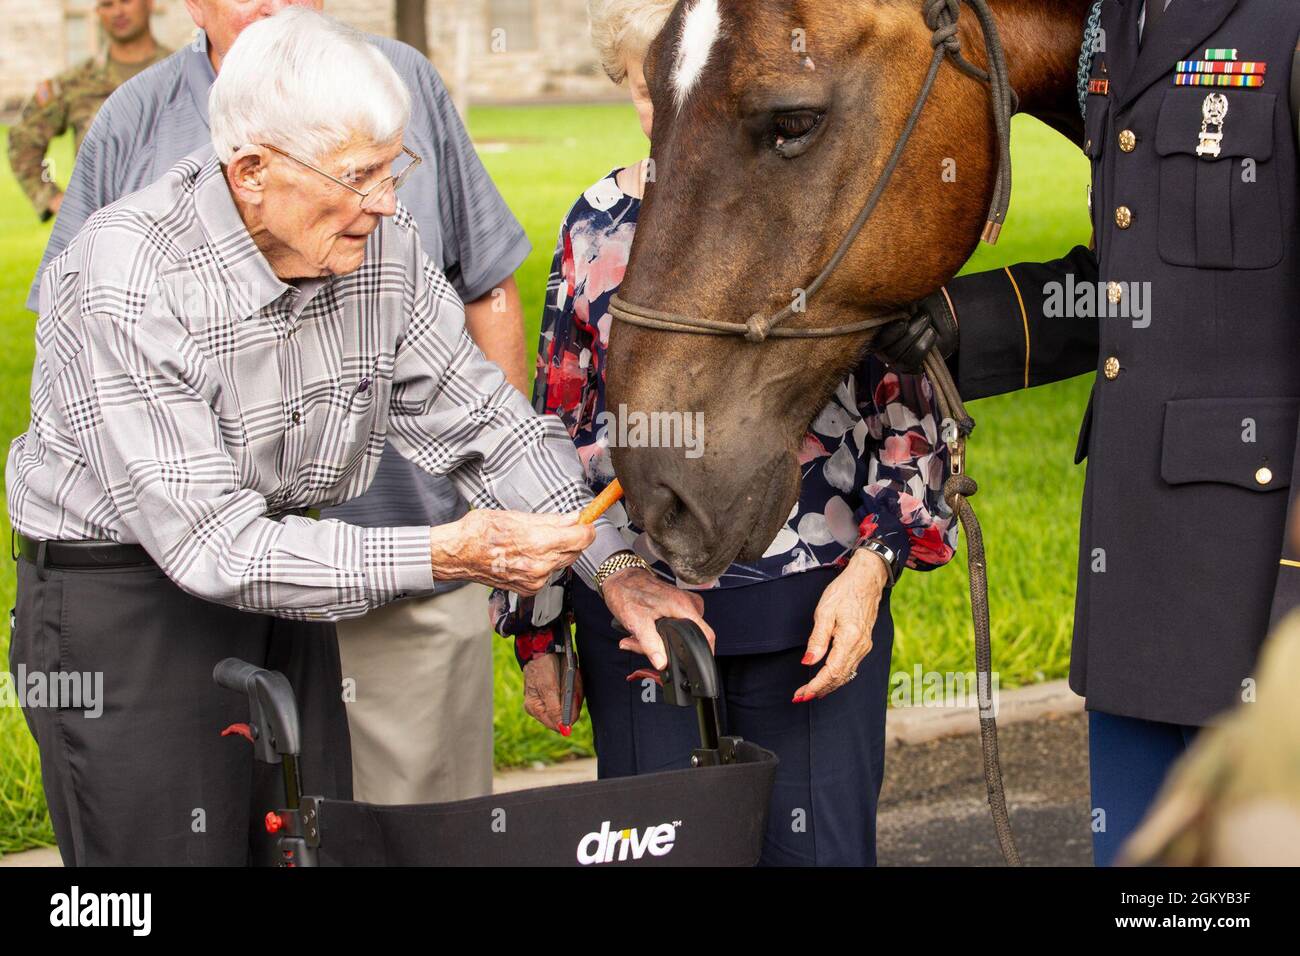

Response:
(770, 110), (824, 155)
(772, 110), (821, 140)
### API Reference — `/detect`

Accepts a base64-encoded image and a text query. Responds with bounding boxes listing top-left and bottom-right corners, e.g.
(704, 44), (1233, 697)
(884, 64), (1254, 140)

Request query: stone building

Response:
(0, 0), (612, 117)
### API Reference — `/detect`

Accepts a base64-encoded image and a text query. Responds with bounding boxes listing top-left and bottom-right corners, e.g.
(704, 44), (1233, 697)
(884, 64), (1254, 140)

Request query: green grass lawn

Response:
(0, 104), (1093, 855)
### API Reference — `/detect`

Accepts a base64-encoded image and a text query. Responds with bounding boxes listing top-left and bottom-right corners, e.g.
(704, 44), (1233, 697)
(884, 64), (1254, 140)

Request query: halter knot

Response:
(744, 313), (774, 343)
(924, 0), (962, 53)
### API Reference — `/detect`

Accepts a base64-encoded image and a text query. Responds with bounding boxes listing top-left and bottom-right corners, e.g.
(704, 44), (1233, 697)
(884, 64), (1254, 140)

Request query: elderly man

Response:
(6, 8), (709, 867)
(27, 0), (533, 807)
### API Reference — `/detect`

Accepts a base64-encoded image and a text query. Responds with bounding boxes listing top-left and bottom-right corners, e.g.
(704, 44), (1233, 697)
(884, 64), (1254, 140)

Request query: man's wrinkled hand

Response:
(600, 567), (716, 671)
(429, 510), (595, 595)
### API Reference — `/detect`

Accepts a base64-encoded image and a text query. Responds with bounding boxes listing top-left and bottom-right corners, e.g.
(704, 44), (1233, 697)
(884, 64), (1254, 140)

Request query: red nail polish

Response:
(801, 653), (815, 666)
(559, 724), (571, 737)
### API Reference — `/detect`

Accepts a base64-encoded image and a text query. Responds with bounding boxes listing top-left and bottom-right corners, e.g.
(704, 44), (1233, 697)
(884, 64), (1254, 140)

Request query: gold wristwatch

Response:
(595, 551), (651, 595)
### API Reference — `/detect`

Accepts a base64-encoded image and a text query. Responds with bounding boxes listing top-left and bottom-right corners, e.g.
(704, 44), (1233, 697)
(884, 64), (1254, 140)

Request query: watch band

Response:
(595, 550), (651, 595)
(860, 538), (902, 587)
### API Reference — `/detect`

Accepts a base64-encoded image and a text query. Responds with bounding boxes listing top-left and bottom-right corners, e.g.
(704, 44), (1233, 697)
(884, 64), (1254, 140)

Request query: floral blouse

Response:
(493, 169), (958, 666)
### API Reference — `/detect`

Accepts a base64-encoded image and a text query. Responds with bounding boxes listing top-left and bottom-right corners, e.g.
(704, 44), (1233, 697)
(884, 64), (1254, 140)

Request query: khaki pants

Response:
(335, 584), (493, 804)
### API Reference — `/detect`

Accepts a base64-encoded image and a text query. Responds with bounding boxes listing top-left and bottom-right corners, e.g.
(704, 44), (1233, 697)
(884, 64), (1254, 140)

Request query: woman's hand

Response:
(600, 567), (716, 671)
(429, 510), (595, 595)
(793, 549), (890, 702)
(522, 653), (585, 734)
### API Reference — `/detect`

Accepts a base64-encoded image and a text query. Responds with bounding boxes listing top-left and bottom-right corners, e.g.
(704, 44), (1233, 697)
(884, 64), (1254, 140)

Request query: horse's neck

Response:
(986, 0), (1095, 143)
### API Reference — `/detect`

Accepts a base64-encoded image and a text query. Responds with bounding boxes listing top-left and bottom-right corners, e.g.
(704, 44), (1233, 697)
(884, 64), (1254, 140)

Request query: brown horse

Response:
(607, 0), (1093, 583)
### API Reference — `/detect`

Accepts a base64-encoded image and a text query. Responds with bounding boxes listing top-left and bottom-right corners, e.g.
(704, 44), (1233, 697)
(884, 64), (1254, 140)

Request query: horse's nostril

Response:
(640, 478), (716, 544)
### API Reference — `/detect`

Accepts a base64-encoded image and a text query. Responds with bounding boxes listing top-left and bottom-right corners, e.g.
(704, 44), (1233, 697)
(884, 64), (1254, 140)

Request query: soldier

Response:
(876, 0), (1300, 865)
(7, 0), (169, 220)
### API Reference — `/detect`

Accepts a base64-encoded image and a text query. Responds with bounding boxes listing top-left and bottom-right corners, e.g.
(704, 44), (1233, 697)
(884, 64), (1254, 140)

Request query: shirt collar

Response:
(192, 152), (299, 319)
(183, 30), (217, 128)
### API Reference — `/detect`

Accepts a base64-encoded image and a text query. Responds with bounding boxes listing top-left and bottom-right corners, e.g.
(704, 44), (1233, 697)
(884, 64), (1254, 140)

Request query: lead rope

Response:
(924, 351), (1022, 866)
(609, 0), (1022, 864)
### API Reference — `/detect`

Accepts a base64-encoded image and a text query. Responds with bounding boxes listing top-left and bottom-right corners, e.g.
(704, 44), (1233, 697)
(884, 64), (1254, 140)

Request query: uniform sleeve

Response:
(854, 358), (957, 575)
(7, 78), (69, 217)
(410, 52), (530, 302)
(65, 310), (435, 622)
(24, 92), (126, 313)
(943, 244), (1100, 401)
(383, 244), (626, 591)
(491, 220), (589, 667)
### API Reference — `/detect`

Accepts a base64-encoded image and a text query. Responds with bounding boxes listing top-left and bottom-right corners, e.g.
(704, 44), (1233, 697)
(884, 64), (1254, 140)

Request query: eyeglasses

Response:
(261, 143), (423, 212)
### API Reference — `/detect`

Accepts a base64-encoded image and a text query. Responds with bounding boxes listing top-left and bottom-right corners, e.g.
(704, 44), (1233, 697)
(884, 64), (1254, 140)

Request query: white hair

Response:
(588, 0), (678, 83)
(209, 7), (411, 164)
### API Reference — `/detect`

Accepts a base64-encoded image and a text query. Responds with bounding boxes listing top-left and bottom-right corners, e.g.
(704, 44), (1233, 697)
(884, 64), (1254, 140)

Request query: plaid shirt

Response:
(5, 150), (624, 621)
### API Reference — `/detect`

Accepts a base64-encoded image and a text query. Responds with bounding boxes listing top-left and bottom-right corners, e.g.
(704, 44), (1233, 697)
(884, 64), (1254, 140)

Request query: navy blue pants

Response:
(1088, 710), (1199, 866)
(572, 580), (893, 866)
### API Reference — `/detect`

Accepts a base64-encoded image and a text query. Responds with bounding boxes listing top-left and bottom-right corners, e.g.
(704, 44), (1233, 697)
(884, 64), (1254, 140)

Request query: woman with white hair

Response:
(6, 6), (709, 867)
(492, 0), (958, 866)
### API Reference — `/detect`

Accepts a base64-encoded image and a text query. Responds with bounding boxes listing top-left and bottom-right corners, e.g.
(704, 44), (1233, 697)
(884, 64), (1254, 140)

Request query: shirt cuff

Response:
(572, 520), (629, 592)
(362, 525), (436, 604)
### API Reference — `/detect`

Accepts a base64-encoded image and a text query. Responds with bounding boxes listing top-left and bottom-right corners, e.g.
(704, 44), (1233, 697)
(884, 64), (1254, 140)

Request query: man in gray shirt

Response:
(29, 0), (529, 804)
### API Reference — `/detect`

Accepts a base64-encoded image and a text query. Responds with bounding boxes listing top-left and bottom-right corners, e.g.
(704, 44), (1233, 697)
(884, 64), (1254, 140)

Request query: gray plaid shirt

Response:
(5, 150), (623, 621)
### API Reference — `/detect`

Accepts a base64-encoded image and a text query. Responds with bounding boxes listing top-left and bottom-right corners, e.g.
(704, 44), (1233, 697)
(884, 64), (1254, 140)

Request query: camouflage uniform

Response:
(7, 43), (171, 220)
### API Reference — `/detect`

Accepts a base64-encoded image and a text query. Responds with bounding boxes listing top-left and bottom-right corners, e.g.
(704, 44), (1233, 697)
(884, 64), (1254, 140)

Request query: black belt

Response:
(14, 532), (154, 570)
(13, 509), (317, 572)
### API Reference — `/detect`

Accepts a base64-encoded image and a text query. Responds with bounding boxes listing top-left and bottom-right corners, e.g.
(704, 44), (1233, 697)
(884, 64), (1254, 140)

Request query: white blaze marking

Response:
(673, 0), (722, 109)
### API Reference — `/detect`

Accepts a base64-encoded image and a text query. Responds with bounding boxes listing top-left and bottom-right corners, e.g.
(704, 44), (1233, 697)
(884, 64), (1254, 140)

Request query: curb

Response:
(885, 678), (1084, 747)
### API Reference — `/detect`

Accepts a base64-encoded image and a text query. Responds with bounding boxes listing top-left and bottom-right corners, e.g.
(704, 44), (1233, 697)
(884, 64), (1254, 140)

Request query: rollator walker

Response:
(214, 619), (778, 866)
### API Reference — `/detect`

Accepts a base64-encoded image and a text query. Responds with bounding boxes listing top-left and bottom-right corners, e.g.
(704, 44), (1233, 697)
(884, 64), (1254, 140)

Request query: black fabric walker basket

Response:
(214, 619), (778, 867)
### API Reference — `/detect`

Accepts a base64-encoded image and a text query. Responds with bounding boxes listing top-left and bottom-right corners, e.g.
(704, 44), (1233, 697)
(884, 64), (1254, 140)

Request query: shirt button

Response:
(357, 377), (371, 393)
(1118, 129), (1137, 152)
(1106, 281), (1123, 305)
(1115, 205), (1133, 229)
(1256, 467), (1274, 486)
(1103, 356), (1121, 381)
(291, 410), (302, 425)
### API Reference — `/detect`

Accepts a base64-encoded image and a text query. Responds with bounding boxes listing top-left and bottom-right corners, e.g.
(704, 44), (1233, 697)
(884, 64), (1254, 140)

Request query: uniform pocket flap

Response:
(1155, 88), (1275, 161)
(1161, 397), (1299, 492)
(1083, 97), (1109, 158)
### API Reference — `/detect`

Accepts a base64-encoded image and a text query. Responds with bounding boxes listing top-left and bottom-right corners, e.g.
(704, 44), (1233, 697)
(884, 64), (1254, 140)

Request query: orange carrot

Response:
(579, 479), (624, 525)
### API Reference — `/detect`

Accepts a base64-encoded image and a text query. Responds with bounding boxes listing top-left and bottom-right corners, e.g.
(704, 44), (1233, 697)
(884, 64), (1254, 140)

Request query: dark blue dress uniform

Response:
(937, 0), (1300, 863)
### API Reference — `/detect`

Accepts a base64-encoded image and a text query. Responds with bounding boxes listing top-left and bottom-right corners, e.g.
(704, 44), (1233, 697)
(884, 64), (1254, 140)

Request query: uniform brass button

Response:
(1107, 281), (1123, 305)
(1115, 206), (1133, 229)
(1256, 467), (1274, 486)
(1103, 356), (1121, 380)
(1118, 129), (1137, 152)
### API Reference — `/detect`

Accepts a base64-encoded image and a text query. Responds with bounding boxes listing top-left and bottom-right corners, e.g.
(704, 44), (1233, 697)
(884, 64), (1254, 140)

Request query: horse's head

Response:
(608, 0), (1068, 583)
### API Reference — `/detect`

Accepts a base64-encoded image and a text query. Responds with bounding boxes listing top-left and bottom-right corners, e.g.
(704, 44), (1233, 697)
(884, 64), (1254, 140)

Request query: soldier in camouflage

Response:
(7, 0), (170, 221)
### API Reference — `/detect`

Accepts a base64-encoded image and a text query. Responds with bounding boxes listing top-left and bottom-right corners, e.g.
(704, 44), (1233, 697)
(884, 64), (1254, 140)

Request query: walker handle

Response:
(213, 658), (303, 765)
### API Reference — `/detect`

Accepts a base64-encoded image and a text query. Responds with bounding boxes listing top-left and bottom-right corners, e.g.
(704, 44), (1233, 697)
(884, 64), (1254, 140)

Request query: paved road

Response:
(878, 711), (1094, 866)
